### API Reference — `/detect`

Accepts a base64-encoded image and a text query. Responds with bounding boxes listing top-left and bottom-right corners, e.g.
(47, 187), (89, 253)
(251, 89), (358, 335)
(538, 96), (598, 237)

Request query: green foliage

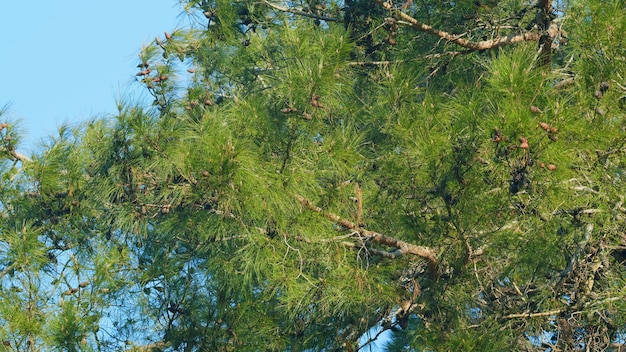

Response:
(1, 0), (626, 350)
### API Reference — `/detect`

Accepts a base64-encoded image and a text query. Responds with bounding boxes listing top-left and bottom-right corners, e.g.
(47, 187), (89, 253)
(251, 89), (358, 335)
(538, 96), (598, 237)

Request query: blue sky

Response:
(1, 1), (183, 153)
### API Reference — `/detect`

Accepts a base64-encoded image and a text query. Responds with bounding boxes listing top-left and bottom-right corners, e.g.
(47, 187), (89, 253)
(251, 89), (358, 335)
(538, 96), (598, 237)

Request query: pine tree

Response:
(1, 0), (625, 350)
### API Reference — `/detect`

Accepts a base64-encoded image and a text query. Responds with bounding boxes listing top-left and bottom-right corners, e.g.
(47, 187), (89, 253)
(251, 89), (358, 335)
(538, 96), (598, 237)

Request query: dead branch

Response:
(296, 195), (438, 278)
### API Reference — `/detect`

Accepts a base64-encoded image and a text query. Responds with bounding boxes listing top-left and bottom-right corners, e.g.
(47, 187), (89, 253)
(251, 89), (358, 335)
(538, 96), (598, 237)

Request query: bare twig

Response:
(502, 308), (565, 319)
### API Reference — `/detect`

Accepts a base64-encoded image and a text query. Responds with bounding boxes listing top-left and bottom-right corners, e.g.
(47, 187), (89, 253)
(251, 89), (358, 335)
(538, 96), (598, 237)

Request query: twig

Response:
(553, 77), (575, 90)
(348, 50), (470, 66)
(502, 308), (565, 319)
(0, 263), (17, 278)
(356, 321), (399, 351)
(551, 208), (602, 216)
(552, 223), (594, 288)
(354, 183), (363, 226)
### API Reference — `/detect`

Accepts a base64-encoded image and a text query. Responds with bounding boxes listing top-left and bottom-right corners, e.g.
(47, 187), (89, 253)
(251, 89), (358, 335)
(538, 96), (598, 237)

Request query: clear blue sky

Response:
(0, 1), (183, 153)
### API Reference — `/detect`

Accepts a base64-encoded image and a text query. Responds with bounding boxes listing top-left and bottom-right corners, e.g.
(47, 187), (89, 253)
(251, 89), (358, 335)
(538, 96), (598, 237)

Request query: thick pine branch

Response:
(296, 195), (438, 278)
(11, 150), (31, 163)
(1, 147), (31, 163)
(262, 0), (560, 57)
(376, 0), (559, 52)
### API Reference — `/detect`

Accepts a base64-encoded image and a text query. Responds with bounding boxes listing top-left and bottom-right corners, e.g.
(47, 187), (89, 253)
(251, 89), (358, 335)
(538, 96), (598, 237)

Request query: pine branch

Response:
(1, 147), (32, 163)
(11, 150), (31, 163)
(376, 0), (559, 52)
(296, 195), (439, 278)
